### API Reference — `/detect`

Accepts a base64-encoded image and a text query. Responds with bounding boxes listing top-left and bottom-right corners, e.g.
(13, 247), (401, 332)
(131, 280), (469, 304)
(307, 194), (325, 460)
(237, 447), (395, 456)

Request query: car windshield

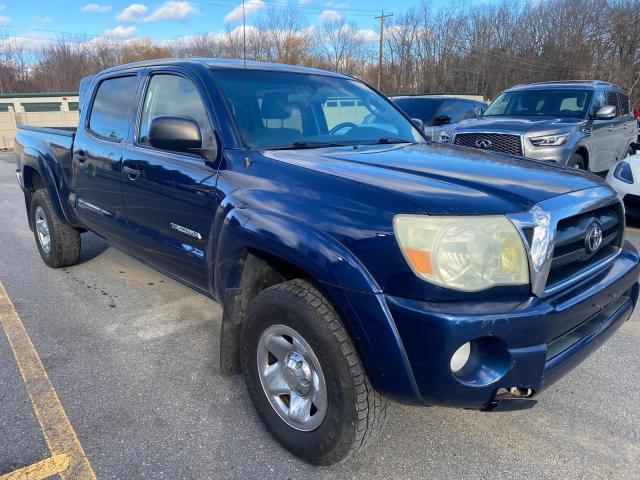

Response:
(213, 69), (425, 149)
(483, 88), (593, 118)
(392, 98), (441, 125)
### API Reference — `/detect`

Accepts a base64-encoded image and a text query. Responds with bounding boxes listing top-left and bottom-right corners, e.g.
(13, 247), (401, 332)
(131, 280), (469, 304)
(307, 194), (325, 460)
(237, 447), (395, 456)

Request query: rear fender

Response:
(19, 146), (76, 227)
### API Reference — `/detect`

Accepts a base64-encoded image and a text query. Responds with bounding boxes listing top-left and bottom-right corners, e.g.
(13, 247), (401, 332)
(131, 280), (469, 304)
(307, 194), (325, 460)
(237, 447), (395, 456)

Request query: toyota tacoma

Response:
(14, 59), (640, 465)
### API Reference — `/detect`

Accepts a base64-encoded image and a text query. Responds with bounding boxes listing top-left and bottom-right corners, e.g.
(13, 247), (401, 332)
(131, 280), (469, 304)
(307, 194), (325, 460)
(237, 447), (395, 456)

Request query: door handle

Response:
(122, 166), (141, 179)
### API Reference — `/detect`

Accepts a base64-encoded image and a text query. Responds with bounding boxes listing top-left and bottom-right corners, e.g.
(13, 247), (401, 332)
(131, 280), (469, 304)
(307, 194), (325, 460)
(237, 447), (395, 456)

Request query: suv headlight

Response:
(614, 161), (634, 184)
(529, 133), (569, 146)
(394, 215), (529, 292)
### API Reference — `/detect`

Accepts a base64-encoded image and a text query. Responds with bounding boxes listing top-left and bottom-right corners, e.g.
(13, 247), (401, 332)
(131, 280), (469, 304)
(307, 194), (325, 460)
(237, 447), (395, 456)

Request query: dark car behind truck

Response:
(15, 59), (640, 465)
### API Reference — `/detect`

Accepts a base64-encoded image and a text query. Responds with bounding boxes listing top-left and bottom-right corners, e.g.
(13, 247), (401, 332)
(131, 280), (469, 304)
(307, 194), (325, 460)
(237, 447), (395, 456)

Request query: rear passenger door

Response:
(121, 69), (219, 291)
(617, 92), (635, 155)
(73, 74), (139, 244)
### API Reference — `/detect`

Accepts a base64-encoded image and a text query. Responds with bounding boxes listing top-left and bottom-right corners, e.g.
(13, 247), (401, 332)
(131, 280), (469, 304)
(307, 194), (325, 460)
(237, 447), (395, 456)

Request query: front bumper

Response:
(385, 242), (640, 409)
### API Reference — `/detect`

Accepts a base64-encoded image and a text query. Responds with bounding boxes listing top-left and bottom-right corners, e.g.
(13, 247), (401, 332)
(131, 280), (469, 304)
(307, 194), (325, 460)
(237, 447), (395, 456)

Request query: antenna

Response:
(242, 0), (246, 67)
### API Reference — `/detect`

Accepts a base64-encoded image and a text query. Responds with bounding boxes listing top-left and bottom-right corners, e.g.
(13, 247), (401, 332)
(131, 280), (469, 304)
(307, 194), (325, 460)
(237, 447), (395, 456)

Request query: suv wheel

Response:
(240, 279), (388, 465)
(568, 153), (586, 170)
(30, 190), (81, 268)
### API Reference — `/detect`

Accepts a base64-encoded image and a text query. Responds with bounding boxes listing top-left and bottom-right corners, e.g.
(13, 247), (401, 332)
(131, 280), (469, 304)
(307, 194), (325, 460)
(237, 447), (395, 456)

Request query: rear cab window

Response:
(88, 75), (139, 142)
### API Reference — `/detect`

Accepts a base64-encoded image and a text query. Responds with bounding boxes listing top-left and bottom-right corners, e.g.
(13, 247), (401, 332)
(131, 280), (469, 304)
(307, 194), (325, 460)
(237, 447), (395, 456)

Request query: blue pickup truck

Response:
(15, 59), (640, 465)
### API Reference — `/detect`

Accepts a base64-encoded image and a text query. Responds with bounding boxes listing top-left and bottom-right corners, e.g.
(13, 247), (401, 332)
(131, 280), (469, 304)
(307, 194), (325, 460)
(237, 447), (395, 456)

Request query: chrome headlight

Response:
(394, 215), (529, 292)
(614, 161), (634, 184)
(529, 133), (569, 147)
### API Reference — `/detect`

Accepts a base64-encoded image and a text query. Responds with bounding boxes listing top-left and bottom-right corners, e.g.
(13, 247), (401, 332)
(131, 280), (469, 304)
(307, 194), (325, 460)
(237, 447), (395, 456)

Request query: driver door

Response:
(589, 90), (619, 172)
(121, 69), (219, 291)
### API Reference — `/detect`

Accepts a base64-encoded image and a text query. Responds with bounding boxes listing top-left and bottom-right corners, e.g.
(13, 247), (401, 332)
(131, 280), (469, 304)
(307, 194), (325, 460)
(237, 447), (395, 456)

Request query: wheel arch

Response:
(215, 207), (422, 403)
(573, 145), (590, 170)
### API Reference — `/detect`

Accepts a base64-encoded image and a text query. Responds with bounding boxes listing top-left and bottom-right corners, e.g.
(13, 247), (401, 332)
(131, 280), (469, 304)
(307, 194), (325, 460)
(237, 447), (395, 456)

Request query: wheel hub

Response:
(257, 324), (327, 431)
(35, 206), (51, 254)
(282, 352), (313, 395)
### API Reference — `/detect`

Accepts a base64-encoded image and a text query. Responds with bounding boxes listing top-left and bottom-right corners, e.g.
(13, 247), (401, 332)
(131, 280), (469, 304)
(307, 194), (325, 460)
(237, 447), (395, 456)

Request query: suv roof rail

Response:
(521, 80), (624, 90)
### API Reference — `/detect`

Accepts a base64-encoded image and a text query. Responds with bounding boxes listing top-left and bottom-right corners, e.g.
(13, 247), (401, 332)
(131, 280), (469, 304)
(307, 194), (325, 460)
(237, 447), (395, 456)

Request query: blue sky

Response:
(0, 0), (461, 45)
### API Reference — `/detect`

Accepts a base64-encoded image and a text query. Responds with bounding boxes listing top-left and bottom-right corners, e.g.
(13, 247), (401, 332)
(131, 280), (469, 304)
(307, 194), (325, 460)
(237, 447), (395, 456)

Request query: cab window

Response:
(88, 75), (138, 142)
(138, 74), (213, 149)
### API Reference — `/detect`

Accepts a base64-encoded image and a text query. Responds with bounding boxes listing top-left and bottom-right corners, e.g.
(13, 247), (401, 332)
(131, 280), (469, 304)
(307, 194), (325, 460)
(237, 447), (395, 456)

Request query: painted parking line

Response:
(0, 454), (69, 480)
(0, 281), (96, 480)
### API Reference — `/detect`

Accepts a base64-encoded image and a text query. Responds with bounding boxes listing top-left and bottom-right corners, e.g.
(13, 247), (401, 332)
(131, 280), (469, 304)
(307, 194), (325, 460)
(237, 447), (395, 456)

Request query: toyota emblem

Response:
(475, 139), (492, 149)
(585, 222), (603, 254)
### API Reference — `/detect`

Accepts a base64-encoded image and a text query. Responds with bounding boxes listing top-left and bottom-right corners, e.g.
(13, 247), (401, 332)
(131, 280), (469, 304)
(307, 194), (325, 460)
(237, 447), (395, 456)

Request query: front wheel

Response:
(568, 153), (586, 170)
(30, 190), (81, 268)
(240, 279), (388, 465)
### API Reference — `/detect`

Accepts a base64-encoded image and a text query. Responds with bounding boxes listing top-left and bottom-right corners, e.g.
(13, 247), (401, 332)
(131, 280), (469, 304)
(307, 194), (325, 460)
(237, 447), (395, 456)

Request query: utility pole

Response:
(375, 10), (393, 91)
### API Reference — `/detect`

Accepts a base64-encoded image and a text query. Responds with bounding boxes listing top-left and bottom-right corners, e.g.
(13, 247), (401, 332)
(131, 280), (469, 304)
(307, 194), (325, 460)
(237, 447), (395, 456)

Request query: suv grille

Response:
(454, 133), (523, 156)
(545, 203), (624, 291)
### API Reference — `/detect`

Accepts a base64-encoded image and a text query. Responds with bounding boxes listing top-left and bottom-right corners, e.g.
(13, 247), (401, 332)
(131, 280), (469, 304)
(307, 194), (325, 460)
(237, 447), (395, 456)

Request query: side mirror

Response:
(474, 107), (484, 118)
(433, 115), (452, 126)
(149, 116), (202, 154)
(410, 117), (424, 131)
(594, 105), (617, 120)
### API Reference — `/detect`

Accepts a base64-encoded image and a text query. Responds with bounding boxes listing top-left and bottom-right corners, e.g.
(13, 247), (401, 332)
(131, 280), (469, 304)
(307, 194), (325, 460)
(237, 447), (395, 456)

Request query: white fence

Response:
(0, 93), (80, 149)
(0, 110), (80, 149)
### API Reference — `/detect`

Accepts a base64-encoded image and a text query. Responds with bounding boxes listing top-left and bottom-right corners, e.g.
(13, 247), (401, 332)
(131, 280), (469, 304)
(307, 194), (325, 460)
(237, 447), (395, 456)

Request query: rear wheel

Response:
(30, 190), (81, 268)
(568, 153), (586, 170)
(240, 279), (388, 465)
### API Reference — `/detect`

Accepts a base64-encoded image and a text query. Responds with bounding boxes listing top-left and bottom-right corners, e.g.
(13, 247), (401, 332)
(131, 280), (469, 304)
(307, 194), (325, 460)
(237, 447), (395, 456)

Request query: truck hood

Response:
(261, 142), (605, 215)
(455, 115), (586, 134)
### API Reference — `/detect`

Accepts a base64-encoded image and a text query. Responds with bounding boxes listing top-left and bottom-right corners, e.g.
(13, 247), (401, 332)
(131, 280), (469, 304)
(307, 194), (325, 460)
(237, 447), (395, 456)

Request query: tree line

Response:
(1, 0), (640, 105)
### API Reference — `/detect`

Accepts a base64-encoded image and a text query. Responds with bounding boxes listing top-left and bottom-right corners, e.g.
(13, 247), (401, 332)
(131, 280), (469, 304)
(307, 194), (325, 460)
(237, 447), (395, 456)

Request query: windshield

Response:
(392, 98), (441, 125)
(484, 88), (593, 118)
(213, 69), (425, 149)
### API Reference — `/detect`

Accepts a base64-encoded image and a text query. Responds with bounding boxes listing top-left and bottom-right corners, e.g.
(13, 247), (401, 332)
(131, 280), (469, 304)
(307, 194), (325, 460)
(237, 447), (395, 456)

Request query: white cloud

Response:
(82, 3), (112, 13)
(0, 4), (9, 25)
(319, 9), (343, 23)
(298, 0), (313, 4)
(102, 25), (137, 38)
(116, 3), (148, 22)
(355, 28), (378, 42)
(224, 0), (265, 23)
(143, 1), (197, 22)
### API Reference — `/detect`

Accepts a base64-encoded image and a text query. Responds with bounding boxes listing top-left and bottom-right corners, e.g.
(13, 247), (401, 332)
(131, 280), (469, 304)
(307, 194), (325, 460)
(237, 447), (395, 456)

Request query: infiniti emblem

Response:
(475, 139), (492, 149)
(585, 222), (603, 254)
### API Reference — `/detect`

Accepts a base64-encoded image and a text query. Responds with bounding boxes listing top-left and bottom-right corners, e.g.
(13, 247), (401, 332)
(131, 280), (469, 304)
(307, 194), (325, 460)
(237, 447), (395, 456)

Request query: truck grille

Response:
(545, 203), (624, 292)
(454, 133), (523, 156)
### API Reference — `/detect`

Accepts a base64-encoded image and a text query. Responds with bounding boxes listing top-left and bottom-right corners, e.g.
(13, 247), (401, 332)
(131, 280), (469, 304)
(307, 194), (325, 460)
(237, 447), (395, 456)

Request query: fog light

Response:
(450, 342), (471, 373)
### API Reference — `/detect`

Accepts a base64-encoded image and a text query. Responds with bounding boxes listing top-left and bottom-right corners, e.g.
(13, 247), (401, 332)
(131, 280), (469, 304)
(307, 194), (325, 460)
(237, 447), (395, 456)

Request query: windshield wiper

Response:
(266, 141), (348, 150)
(367, 137), (411, 145)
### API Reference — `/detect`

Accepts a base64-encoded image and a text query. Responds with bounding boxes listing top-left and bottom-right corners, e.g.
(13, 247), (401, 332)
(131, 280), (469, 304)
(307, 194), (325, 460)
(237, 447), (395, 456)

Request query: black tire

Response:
(568, 153), (586, 170)
(30, 190), (81, 268)
(627, 145), (635, 157)
(240, 279), (388, 465)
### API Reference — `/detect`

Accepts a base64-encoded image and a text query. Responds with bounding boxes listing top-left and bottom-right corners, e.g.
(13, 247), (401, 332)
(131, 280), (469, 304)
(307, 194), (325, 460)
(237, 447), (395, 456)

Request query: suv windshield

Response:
(213, 70), (425, 149)
(484, 88), (593, 118)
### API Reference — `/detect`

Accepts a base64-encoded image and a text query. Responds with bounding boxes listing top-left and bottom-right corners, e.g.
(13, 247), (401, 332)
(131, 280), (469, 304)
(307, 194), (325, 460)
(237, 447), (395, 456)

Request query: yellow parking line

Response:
(0, 454), (69, 480)
(0, 281), (97, 480)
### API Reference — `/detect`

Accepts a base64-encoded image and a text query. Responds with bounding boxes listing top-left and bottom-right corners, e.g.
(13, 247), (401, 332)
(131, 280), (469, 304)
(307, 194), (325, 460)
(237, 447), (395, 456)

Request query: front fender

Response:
(215, 207), (381, 296)
(214, 207), (423, 404)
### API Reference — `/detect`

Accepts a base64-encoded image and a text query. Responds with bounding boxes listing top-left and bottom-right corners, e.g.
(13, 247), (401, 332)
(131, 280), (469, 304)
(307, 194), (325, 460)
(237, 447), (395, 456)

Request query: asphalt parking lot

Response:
(0, 152), (639, 480)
